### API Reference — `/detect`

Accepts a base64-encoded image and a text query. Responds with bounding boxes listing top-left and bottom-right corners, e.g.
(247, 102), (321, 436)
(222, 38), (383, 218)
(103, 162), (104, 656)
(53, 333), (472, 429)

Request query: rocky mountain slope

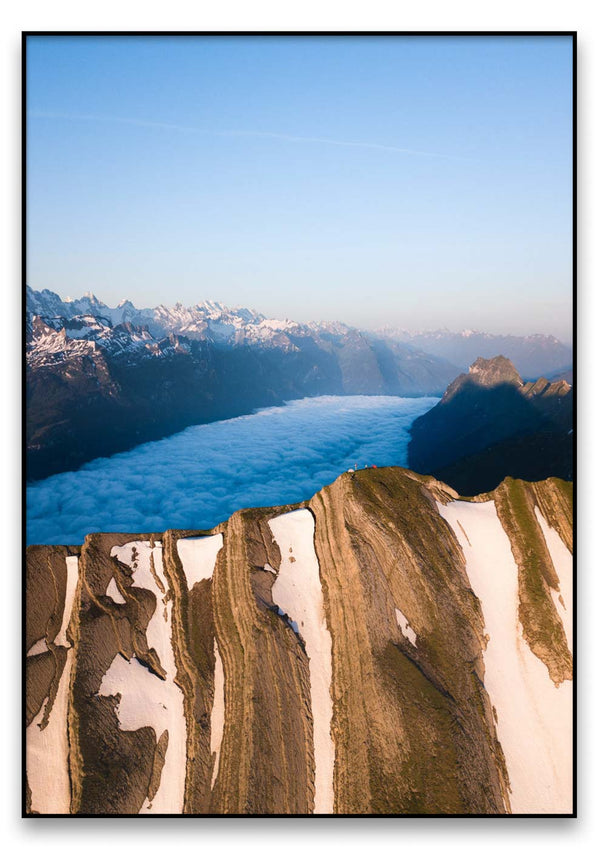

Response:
(408, 356), (573, 495)
(379, 328), (572, 379)
(26, 287), (458, 481)
(26, 467), (572, 815)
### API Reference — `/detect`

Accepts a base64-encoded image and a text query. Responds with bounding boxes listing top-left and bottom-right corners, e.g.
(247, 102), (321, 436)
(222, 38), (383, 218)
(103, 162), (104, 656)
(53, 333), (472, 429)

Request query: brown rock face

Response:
(25, 468), (573, 815)
(443, 355), (523, 400)
(311, 470), (510, 814)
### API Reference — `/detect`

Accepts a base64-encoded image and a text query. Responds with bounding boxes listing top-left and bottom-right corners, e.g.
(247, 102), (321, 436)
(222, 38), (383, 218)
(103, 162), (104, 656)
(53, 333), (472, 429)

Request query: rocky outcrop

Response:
(25, 468), (573, 815)
(408, 356), (573, 495)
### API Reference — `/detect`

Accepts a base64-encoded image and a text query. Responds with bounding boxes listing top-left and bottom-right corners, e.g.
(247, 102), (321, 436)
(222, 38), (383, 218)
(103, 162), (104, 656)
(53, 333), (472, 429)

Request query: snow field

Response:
(99, 541), (186, 813)
(268, 509), (334, 814)
(437, 499), (572, 814)
(57, 555), (79, 646)
(176, 533), (223, 589)
(27, 554), (79, 813)
(534, 507), (573, 653)
(210, 639), (225, 789)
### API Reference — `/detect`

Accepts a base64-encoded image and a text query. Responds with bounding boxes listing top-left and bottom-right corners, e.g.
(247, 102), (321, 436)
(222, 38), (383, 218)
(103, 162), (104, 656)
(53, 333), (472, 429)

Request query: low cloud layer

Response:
(27, 395), (437, 545)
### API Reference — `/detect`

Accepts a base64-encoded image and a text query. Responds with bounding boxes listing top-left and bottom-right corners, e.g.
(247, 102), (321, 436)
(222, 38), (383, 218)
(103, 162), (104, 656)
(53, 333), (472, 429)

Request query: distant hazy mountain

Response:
(408, 355), (573, 494)
(378, 327), (572, 379)
(26, 286), (458, 480)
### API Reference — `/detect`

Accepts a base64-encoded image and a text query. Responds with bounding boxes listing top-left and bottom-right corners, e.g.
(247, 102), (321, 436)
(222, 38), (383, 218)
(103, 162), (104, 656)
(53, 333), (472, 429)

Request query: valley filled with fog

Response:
(27, 395), (437, 545)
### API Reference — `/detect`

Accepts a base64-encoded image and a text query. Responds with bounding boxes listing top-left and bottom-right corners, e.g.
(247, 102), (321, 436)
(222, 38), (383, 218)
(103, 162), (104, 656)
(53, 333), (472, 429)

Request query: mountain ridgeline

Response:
(26, 287), (458, 481)
(408, 356), (573, 495)
(26, 287), (572, 482)
(378, 328), (573, 379)
(26, 467), (572, 815)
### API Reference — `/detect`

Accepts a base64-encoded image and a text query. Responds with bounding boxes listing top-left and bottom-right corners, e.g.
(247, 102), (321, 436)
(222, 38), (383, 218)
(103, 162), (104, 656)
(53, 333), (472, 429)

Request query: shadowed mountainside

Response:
(26, 467), (572, 815)
(408, 356), (572, 495)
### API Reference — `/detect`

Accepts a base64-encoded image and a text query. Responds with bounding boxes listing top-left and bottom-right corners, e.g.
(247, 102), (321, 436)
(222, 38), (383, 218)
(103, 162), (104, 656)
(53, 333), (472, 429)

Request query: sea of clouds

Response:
(26, 395), (438, 545)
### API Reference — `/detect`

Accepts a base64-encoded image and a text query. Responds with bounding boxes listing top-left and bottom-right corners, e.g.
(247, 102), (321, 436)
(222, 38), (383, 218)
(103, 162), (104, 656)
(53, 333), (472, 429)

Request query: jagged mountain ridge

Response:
(378, 327), (572, 379)
(408, 355), (573, 495)
(26, 286), (459, 481)
(25, 467), (572, 815)
(28, 287), (573, 375)
(27, 286), (365, 351)
(26, 287), (266, 344)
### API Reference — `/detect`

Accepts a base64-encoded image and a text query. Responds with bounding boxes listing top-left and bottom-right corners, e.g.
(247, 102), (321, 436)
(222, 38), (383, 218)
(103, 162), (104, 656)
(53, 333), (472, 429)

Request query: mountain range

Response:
(378, 327), (572, 378)
(26, 466), (572, 815)
(26, 286), (459, 481)
(26, 286), (573, 481)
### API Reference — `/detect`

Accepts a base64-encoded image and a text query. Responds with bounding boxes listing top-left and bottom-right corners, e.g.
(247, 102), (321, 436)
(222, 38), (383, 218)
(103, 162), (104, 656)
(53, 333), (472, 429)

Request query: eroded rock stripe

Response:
(310, 469), (509, 814)
(211, 509), (314, 814)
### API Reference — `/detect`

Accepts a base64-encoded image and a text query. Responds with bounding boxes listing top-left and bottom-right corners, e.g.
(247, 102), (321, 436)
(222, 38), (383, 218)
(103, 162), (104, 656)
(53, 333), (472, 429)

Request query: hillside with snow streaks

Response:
(437, 499), (572, 813)
(26, 552), (79, 814)
(269, 510), (334, 814)
(98, 541), (187, 814)
(26, 468), (572, 815)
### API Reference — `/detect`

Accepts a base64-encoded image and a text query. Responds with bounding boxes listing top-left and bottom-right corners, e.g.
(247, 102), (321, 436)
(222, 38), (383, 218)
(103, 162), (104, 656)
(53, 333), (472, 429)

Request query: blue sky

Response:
(26, 35), (573, 340)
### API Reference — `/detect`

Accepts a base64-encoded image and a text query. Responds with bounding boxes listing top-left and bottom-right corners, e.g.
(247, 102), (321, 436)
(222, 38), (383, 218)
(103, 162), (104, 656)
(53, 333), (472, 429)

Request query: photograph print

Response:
(24, 33), (574, 816)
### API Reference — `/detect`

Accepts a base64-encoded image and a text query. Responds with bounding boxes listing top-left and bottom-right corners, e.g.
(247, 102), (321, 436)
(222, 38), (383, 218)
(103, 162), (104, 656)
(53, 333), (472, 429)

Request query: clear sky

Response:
(26, 35), (573, 341)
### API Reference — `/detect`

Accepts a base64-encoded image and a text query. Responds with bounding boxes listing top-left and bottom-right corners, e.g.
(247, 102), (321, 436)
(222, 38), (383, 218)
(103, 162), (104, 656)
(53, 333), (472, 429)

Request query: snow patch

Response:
(106, 577), (126, 604)
(437, 499), (572, 814)
(27, 652), (74, 814)
(534, 507), (573, 654)
(27, 638), (48, 657)
(263, 562), (277, 575)
(269, 509), (334, 814)
(210, 639), (225, 789)
(177, 534), (224, 590)
(55, 555), (78, 647)
(395, 608), (417, 646)
(99, 541), (186, 814)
